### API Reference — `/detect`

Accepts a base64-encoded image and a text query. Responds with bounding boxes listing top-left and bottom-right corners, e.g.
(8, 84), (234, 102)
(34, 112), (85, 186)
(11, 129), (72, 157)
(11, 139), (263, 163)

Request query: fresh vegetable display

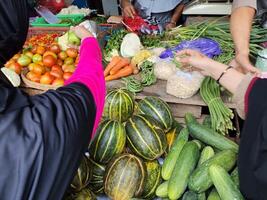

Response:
(200, 77), (234, 135)
(65, 89), (244, 199)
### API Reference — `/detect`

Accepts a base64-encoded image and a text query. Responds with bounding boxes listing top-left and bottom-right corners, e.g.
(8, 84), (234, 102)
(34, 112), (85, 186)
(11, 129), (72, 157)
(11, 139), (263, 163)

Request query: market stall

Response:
(3, 2), (267, 199)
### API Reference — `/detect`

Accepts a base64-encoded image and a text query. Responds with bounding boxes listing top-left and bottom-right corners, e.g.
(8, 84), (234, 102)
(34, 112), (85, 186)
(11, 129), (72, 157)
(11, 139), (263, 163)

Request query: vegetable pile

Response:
(64, 90), (243, 200)
(5, 32), (81, 87)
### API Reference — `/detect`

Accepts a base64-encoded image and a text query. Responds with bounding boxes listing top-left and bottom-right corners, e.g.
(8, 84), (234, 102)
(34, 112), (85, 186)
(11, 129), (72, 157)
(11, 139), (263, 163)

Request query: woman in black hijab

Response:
(177, 49), (267, 200)
(0, 0), (105, 199)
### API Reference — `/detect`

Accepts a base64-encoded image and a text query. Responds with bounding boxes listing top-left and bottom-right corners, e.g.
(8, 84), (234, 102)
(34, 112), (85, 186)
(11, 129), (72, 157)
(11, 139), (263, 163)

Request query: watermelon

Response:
(126, 115), (167, 160)
(87, 158), (105, 194)
(104, 154), (146, 200)
(137, 96), (173, 131)
(141, 160), (162, 199)
(89, 120), (126, 164)
(104, 89), (135, 122)
(71, 156), (91, 192)
(74, 188), (96, 200)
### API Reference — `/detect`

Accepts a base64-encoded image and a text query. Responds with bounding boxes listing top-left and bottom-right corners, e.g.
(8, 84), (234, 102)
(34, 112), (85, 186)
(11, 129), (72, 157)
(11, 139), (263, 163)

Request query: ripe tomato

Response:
(32, 64), (45, 75)
(43, 51), (57, 59)
(26, 71), (41, 83)
(58, 51), (68, 60)
(63, 72), (73, 80)
(36, 46), (46, 55)
(9, 62), (22, 74)
(62, 64), (75, 73)
(66, 48), (78, 58)
(50, 44), (61, 54)
(43, 55), (56, 67)
(52, 78), (64, 86)
(57, 59), (63, 66)
(40, 72), (54, 85)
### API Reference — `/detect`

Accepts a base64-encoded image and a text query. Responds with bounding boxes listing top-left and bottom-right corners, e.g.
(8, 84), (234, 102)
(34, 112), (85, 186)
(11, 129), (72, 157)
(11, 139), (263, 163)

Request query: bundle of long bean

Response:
(122, 61), (157, 93)
(140, 61), (157, 86)
(122, 76), (143, 93)
(200, 77), (234, 135)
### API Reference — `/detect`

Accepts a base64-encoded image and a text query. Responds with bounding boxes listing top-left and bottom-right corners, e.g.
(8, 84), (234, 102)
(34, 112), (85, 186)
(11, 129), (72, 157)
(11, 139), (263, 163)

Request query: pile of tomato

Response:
(6, 40), (79, 87)
(24, 33), (61, 48)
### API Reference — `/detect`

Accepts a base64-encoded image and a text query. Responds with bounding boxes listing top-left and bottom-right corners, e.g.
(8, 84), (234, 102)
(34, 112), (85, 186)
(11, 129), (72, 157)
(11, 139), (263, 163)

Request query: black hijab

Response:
(238, 78), (267, 200)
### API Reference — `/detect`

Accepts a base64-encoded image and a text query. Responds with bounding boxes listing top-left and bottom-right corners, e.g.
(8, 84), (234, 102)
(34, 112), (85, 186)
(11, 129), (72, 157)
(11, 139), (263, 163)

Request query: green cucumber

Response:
(231, 167), (240, 188)
(156, 181), (168, 198)
(168, 142), (200, 200)
(185, 113), (238, 153)
(182, 191), (198, 200)
(203, 115), (212, 128)
(197, 146), (215, 167)
(162, 128), (189, 180)
(198, 192), (206, 200)
(209, 165), (244, 200)
(188, 150), (237, 193)
(207, 188), (221, 200)
(192, 139), (204, 150)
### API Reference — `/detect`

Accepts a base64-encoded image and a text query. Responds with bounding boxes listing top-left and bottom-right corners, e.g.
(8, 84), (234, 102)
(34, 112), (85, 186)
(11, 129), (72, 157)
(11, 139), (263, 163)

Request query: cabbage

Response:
(120, 33), (142, 58)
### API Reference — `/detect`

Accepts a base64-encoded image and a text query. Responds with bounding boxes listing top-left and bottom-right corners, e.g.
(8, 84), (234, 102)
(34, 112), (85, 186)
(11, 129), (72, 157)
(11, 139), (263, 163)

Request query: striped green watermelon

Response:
(88, 120), (126, 164)
(126, 115), (167, 160)
(137, 97), (173, 131)
(87, 158), (105, 194)
(74, 188), (97, 200)
(141, 160), (162, 199)
(104, 154), (146, 200)
(71, 156), (91, 192)
(104, 89), (135, 122)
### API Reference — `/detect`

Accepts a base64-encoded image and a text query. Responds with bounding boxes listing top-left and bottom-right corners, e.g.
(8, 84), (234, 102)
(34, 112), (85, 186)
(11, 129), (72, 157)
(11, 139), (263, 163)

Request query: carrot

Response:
(110, 58), (130, 75)
(131, 64), (139, 74)
(105, 65), (133, 81)
(104, 56), (121, 76)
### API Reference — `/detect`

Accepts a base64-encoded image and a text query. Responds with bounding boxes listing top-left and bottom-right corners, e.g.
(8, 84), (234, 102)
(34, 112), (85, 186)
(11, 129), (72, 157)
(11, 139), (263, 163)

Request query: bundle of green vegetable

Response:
(200, 77), (234, 135)
(104, 29), (128, 61)
(122, 61), (156, 93)
(164, 19), (266, 64)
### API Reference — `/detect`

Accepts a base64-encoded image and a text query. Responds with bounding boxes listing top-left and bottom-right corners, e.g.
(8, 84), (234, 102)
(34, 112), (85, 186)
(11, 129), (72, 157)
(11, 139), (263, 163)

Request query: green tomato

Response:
(17, 55), (31, 67)
(32, 54), (42, 63)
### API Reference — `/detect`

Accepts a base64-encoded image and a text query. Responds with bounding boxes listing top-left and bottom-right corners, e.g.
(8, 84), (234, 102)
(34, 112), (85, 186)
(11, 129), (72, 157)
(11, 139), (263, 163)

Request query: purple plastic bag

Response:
(160, 38), (222, 59)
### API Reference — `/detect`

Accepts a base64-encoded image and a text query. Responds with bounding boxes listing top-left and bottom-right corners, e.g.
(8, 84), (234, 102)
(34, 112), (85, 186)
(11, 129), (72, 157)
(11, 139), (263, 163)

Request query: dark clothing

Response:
(0, 0), (29, 66)
(238, 78), (267, 200)
(0, 82), (96, 200)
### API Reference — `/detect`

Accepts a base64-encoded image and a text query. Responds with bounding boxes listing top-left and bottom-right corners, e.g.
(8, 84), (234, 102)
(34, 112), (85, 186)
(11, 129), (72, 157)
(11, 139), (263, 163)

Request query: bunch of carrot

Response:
(104, 56), (139, 81)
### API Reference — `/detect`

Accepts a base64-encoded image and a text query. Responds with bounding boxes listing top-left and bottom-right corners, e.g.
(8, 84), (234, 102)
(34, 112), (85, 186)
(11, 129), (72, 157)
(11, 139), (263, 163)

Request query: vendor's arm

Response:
(166, 3), (185, 30)
(230, 0), (258, 73)
(120, 0), (136, 18)
(176, 49), (256, 119)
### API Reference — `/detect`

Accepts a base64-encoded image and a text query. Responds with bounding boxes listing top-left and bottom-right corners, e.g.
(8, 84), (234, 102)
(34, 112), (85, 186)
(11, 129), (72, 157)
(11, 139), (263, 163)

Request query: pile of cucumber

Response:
(156, 113), (243, 200)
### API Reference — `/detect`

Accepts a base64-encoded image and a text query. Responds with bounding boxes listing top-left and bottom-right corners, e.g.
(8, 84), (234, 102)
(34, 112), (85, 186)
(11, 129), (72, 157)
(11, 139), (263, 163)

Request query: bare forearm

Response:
(230, 7), (255, 56)
(170, 4), (185, 23)
(208, 61), (245, 94)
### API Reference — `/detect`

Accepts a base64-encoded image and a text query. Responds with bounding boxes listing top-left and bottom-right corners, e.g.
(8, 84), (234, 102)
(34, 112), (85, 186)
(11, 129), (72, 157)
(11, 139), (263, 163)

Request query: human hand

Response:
(229, 54), (260, 74)
(70, 26), (94, 40)
(165, 23), (176, 30)
(176, 49), (215, 76)
(122, 2), (136, 18)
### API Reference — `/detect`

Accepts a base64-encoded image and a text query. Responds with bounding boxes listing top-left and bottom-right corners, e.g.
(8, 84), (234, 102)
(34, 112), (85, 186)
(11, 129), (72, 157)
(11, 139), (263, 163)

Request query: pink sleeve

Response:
(65, 37), (106, 138)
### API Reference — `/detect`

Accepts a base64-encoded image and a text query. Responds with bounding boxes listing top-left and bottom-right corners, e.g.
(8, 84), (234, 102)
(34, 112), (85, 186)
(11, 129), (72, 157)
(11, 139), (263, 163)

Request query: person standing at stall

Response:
(0, 0), (105, 199)
(120, 0), (187, 30)
(230, 0), (267, 73)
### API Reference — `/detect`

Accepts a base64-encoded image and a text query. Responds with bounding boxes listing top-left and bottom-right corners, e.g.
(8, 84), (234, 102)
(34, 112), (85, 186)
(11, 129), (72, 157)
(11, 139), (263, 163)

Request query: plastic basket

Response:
(31, 14), (85, 27)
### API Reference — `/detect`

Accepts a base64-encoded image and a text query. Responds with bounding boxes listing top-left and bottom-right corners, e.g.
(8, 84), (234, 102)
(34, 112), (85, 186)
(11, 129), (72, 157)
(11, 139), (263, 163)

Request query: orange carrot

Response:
(104, 56), (121, 76)
(131, 64), (139, 75)
(105, 65), (133, 81)
(109, 58), (130, 75)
